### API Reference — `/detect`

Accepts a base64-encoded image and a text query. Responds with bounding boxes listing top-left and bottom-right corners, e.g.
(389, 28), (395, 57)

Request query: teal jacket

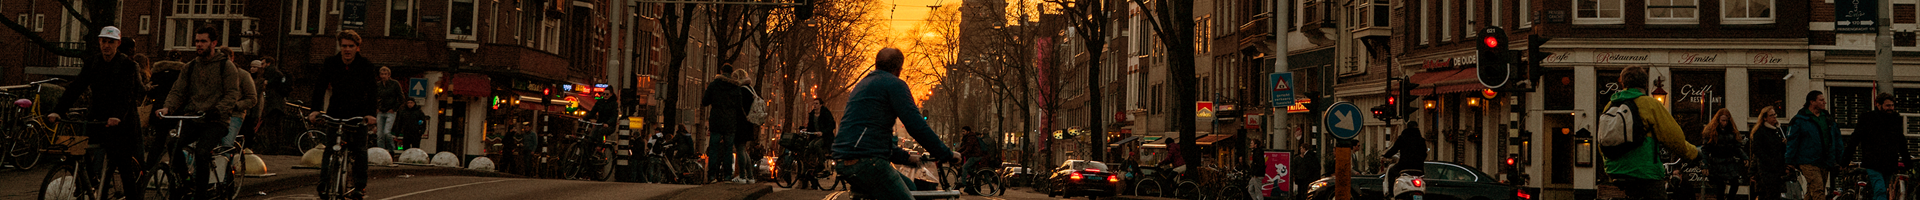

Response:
(831, 71), (955, 163)
(1602, 88), (1700, 180)
(1784, 108), (1843, 166)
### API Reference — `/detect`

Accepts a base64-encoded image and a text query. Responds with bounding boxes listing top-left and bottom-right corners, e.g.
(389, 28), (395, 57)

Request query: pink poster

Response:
(1263, 151), (1292, 195)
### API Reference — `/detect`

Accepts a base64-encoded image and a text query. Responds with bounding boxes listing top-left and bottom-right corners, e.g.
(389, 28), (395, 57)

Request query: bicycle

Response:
(288, 102), (369, 200)
(775, 131), (840, 190)
(39, 112), (136, 200)
(1196, 165), (1255, 200)
(144, 113), (251, 200)
(558, 119), (616, 181)
(4, 78), (71, 170)
(938, 158), (1003, 196)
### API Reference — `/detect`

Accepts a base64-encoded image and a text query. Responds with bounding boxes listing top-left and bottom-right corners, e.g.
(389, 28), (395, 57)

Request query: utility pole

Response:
(1271, 0), (1290, 151)
(1330, 0), (1352, 199)
(1877, 0), (1895, 94)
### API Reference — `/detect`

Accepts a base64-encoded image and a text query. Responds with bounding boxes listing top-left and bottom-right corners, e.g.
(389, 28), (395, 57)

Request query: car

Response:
(1304, 161), (1526, 200)
(1047, 160), (1121, 198)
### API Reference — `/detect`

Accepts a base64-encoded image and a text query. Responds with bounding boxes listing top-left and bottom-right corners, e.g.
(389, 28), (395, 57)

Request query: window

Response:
(1575, 0), (1624, 24)
(1420, 0), (1428, 44)
(1520, 0), (1531, 28)
(1646, 0), (1698, 23)
(1466, 0), (1475, 36)
(167, 0), (253, 51)
(1442, 0), (1451, 41)
(33, 14), (43, 32)
(1723, 0), (1773, 24)
(388, 0), (415, 36)
(139, 15), (152, 34)
(290, 0), (325, 35)
(449, 0), (477, 40)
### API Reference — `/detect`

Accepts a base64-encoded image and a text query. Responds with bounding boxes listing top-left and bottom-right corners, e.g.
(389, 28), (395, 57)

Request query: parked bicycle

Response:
(4, 78), (70, 170)
(558, 119), (616, 181)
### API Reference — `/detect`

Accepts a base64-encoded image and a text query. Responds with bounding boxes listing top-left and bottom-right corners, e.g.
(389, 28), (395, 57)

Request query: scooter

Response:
(1385, 169), (1428, 200)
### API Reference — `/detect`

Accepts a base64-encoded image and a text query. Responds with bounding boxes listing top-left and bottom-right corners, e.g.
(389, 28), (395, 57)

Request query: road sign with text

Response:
(1271, 73), (1295, 107)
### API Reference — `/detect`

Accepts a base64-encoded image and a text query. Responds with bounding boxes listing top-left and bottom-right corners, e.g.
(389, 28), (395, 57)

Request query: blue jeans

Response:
(377, 112), (397, 151)
(1867, 168), (1889, 200)
(836, 157), (917, 199)
(707, 136), (734, 181)
(223, 117), (242, 147)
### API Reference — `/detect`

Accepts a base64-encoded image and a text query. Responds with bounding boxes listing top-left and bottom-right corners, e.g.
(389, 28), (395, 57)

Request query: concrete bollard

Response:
(368, 148), (395, 166)
(431, 152), (462, 168)
(242, 149), (277, 177)
(295, 145), (325, 168)
(468, 157), (495, 171)
(399, 148), (431, 165)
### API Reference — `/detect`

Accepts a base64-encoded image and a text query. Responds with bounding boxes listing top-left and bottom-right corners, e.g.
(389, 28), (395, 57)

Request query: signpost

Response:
(408, 78), (431, 98)
(1322, 102), (1362, 139)
(1270, 73), (1295, 108)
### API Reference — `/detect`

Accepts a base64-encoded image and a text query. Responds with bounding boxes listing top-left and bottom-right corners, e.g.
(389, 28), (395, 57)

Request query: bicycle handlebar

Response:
(57, 119), (109, 125)
(577, 118), (606, 126)
(158, 115), (204, 119)
(29, 78), (65, 85)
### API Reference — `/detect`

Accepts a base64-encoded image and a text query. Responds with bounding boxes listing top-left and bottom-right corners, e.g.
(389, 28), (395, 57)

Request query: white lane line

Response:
(824, 191), (848, 200)
(377, 179), (516, 200)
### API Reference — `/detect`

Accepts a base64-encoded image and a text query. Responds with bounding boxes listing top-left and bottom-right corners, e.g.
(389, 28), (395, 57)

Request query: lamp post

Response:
(1651, 75), (1669, 105)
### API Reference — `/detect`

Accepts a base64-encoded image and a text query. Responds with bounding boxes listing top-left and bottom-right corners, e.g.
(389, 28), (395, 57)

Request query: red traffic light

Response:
(1387, 96), (1397, 105)
(1484, 36), (1500, 48)
(1506, 158), (1516, 165)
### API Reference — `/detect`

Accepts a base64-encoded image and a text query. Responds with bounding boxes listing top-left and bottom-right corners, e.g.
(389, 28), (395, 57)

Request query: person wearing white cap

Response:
(45, 26), (150, 200)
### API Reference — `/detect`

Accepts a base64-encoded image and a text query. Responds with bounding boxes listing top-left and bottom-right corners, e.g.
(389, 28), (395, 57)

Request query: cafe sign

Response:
(1543, 50), (1805, 65)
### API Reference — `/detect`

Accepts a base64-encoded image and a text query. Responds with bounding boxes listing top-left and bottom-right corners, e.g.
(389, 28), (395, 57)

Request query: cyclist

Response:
(1845, 92), (1908, 200)
(831, 48), (960, 199)
(303, 30), (380, 199)
(47, 26), (147, 200)
(957, 126), (986, 191)
(155, 25), (255, 200)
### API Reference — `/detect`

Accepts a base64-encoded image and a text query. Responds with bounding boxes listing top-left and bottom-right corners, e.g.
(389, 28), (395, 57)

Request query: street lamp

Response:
(1651, 74), (1669, 105)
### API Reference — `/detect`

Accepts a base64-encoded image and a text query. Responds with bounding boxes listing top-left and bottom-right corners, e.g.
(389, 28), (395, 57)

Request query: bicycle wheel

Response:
(39, 159), (80, 200)
(293, 131), (324, 154)
(219, 153), (245, 199)
(142, 164), (180, 200)
(9, 128), (45, 170)
(1135, 178), (1165, 197)
(595, 145), (616, 181)
(974, 170), (1004, 196)
(558, 143), (584, 180)
(1173, 181), (1200, 199)
(775, 155), (796, 188)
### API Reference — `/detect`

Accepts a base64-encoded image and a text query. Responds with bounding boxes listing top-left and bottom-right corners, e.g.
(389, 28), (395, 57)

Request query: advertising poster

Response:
(1263, 151), (1293, 196)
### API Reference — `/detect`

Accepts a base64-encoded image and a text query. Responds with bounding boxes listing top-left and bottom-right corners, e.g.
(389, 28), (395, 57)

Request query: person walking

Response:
(1749, 106), (1788, 200)
(47, 26), (149, 200)
(1787, 90), (1843, 200)
(1700, 108), (1746, 200)
(1602, 66), (1700, 200)
(398, 100), (428, 149)
(374, 67), (407, 152)
(700, 65), (752, 184)
(731, 69), (761, 183)
(156, 26), (255, 200)
(831, 48), (960, 199)
(304, 30), (379, 199)
(1846, 93), (1908, 200)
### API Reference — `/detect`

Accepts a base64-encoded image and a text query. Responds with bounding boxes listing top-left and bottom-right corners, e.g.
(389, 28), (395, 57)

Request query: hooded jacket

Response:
(163, 50), (254, 122)
(1602, 88), (1699, 180)
(1848, 109), (1909, 172)
(1785, 108), (1843, 166)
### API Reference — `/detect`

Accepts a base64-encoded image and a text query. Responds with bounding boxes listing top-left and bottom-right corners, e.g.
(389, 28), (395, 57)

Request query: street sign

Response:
(1197, 101), (1216, 118)
(1323, 102), (1363, 139)
(408, 78), (431, 98)
(1271, 73), (1295, 107)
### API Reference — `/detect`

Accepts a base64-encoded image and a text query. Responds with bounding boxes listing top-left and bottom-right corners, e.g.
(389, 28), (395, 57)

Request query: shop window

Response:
(1669, 70), (1723, 144)
(1546, 114), (1573, 184)
(1748, 70), (1789, 116)
(1544, 70), (1576, 111)
(1831, 87), (1920, 128)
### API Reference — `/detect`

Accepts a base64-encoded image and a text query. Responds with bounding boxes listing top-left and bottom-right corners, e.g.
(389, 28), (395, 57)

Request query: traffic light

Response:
(1396, 80), (1422, 119)
(1476, 27), (1511, 89)
(1371, 105), (1393, 121)
(1504, 154), (1524, 185)
(1526, 35), (1554, 85)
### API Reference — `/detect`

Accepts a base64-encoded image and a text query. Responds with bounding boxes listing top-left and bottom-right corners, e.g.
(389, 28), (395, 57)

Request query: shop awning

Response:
(447, 73), (492, 97)
(1195, 134), (1235, 146)
(1108, 136), (1143, 147)
(1404, 68), (1489, 95)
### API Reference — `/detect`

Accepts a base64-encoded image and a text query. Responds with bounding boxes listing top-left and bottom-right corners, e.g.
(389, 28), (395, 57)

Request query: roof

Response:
(1195, 134), (1235, 146)
(1107, 136), (1144, 147)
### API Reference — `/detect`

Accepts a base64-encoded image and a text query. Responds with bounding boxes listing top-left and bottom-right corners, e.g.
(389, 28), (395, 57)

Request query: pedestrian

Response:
(157, 25), (255, 200)
(304, 30), (379, 199)
(398, 100), (429, 149)
(831, 47), (960, 199)
(1749, 106), (1787, 200)
(47, 26), (148, 200)
(244, 57), (286, 151)
(732, 68), (761, 183)
(1601, 66), (1699, 200)
(374, 66), (407, 152)
(1845, 92), (1908, 200)
(216, 47), (258, 152)
(1787, 90), (1842, 200)
(1701, 108), (1746, 200)
(700, 64), (752, 184)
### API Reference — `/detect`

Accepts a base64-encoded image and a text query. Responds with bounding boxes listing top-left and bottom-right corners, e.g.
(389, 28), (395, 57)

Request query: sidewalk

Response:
(0, 154), (516, 199)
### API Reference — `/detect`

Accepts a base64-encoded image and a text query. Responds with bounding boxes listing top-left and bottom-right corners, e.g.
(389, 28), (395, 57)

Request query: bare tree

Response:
(1127, 0), (1197, 170)
(1038, 0), (1113, 162)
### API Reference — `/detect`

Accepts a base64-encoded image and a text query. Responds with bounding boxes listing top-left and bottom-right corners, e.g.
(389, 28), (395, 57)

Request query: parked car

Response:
(1047, 160), (1121, 198)
(1304, 162), (1524, 200)
(1000, 162), (1036, 187)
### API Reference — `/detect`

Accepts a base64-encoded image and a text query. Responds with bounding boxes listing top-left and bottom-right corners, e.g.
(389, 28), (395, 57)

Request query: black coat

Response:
(805, 106), (836, 138)
(1749, 124), (1787, 174)
(1848, 110), (1910, 172)
(699, 79), (750, 136)
(313, 55), (378, 118)
(1383, 126), (1427, 173)
(56, 53), (145, 120)
(1703, 125), (1746, 181)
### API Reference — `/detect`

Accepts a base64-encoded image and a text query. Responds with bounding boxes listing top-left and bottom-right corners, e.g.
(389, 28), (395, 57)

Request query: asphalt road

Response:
(245, 176), (697, 200)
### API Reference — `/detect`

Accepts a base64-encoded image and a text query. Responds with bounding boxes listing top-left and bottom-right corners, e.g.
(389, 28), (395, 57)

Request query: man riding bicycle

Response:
(831, 47), (960, 199)
(302, 30), (380, 199)
(46, 26), (147, 200)
(155, 25), (257, 200)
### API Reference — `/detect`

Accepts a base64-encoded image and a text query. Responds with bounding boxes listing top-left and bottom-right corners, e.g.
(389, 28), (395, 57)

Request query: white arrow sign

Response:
(1332, 110), (1354, 131)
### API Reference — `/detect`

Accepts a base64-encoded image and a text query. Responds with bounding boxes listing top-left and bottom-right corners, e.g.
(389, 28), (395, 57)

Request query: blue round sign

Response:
(1323, 102), (1364, 139)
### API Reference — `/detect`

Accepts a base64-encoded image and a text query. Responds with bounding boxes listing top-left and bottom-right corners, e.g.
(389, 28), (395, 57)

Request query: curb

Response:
(240, 164), (524, 196)
(660, 183), (772, 200)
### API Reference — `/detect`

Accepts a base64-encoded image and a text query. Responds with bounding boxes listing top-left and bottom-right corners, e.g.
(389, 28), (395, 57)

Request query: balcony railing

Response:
(24, 42), (85, 68)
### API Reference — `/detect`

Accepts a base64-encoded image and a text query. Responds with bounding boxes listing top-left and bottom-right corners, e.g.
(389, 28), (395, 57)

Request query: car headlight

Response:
(1310, 180), (1330, 191)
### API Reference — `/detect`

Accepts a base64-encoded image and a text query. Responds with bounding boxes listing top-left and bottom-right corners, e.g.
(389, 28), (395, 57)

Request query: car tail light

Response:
(1411, 178), (1424, 187)
(1517, 189), (1532, 200)
(1071, 172), (1083, 181)
(1108, 175), (1120, 183)
(1085, 168), (1101, 173)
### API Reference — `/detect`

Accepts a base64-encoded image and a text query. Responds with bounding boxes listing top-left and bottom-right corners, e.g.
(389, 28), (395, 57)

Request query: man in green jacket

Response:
(1603, 66), (1699, 200)
(1786, 90), (1843, 200)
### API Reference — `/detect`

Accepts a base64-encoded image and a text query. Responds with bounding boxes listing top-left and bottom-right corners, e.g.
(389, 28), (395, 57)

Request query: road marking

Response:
(377, 179), (516, 200)
(823, 191), (847, 200)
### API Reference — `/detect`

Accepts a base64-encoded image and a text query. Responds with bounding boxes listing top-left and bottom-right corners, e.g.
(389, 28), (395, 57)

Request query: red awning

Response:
(447, 73), (492, 97)
(1405, 68), (1488, 95)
